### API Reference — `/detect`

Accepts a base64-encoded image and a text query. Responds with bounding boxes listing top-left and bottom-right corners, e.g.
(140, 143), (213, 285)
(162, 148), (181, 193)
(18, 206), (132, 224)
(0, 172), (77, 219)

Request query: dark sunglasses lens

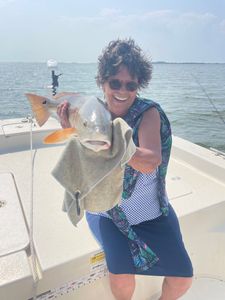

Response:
(109, 79), (138, 91)
(126, 81), (138, 91)
(109, 79), (121, 90)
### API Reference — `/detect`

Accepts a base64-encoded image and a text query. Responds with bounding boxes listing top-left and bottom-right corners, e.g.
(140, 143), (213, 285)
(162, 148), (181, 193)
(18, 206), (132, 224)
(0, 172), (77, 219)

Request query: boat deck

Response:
(0, 118), (225, 300)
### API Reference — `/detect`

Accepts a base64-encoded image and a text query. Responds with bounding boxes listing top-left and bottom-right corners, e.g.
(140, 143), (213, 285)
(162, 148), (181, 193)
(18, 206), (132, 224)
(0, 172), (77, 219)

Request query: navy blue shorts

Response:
(86, 204), (193, 277)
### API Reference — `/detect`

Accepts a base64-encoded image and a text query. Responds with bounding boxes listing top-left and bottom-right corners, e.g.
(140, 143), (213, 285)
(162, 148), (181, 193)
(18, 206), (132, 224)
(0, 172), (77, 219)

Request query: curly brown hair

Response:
(96, 38), (152, 89)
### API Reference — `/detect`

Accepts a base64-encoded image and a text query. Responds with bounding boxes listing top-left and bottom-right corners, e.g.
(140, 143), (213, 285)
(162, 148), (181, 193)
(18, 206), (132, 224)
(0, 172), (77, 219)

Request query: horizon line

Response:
(0, 61), (225, 64)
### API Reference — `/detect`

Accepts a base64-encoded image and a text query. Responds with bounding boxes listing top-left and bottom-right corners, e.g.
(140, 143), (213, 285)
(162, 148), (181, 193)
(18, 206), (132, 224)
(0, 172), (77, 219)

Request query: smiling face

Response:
(102, 65), (139, 118)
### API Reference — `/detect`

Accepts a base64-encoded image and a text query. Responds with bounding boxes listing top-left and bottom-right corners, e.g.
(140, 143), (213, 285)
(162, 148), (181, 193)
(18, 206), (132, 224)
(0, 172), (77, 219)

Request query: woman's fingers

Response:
(57, 101), (71, 128)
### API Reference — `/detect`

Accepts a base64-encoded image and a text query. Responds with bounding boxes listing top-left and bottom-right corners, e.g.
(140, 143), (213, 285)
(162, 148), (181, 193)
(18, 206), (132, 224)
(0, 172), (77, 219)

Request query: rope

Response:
(28, 115), (40, 300)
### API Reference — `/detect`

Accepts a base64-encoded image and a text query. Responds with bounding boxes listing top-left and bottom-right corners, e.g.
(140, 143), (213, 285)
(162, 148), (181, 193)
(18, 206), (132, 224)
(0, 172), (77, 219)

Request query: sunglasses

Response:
(108, 79), (139, 92)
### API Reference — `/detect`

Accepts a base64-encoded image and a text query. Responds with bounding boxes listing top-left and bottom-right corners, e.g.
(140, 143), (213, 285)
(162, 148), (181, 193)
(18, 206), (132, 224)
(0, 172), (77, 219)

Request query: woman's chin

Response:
(111, 109), (127, 118)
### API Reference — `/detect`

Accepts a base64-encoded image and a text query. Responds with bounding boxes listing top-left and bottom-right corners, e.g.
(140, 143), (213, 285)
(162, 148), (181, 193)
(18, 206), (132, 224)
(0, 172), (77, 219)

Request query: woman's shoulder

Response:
(137, 96), (158, 105)
(137, 97), (166, 116)
(137, 97), (172, 135)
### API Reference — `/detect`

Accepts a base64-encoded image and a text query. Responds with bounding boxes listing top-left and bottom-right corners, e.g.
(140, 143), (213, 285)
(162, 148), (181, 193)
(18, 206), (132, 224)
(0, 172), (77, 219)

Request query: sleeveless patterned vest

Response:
(122, 97), (172, 216)
(107, 97), (172, 271)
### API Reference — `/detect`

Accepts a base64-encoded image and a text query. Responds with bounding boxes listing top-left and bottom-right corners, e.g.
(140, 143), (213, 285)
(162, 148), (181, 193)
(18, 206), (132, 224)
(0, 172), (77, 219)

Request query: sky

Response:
(0, 0), (225, 63)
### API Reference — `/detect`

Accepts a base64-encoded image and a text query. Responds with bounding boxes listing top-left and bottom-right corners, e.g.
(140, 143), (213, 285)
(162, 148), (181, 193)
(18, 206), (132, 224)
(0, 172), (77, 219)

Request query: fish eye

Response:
(42, 100), (47, 104)
(83, 120), (88, 127)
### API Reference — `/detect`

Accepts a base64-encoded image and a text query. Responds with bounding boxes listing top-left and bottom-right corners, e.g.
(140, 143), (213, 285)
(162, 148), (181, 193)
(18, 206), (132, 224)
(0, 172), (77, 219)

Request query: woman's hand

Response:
(57, 101), (71, 128)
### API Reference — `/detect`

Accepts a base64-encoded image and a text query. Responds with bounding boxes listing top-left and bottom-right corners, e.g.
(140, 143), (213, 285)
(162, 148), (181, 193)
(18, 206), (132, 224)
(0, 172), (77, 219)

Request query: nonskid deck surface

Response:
(182, 277), (225, 300)
(0, 173), (29, 257)
(150, 277), (225, 300)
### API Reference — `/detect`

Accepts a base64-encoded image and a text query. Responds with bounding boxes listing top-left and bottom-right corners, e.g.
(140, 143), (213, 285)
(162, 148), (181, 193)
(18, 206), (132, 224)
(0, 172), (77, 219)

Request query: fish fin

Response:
(25, 93), (50, 126)
(53, 92), (80, 100)
(97, 97), (108, 109)
(44, 128), (77, 144)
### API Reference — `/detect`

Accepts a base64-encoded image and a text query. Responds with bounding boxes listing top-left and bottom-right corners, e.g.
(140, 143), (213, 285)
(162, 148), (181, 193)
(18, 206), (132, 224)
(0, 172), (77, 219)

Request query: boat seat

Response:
(167, 175), (193, 200)
(0, 172), (29, 257)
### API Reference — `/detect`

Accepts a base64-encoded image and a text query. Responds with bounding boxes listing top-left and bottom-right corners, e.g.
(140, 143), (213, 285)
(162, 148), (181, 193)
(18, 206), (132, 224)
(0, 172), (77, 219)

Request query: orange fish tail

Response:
(43, 128), (77, 144)
(25, 93), (50, 126)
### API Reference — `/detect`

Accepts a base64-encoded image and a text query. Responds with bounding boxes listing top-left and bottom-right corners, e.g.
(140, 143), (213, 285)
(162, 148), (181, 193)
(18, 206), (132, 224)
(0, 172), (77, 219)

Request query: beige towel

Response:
(52, 117), (136, 226)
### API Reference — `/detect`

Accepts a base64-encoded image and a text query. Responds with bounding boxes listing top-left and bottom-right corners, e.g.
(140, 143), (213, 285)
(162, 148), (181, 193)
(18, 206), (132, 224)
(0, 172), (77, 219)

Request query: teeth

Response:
(114, 96), (128, 101)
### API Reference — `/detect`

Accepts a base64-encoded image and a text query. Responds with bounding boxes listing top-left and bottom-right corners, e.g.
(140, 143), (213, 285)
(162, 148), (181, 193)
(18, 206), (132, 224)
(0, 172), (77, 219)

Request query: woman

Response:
(58, 38), (193, 300)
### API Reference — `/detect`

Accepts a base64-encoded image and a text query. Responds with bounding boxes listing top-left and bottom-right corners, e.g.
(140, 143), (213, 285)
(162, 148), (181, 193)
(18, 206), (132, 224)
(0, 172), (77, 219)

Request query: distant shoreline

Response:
(0, 61), (225, 64)
(152, 61), (225, 64)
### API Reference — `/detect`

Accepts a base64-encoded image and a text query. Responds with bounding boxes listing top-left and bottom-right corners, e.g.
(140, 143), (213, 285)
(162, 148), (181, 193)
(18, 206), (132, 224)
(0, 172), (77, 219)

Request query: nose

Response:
(117, 83), (128, 94)
(120, 84), (127, 92)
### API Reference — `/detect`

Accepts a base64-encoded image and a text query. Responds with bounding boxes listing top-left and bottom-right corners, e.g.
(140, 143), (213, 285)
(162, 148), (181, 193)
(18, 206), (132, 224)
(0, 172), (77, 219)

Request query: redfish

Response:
(25, 92), (112, 152)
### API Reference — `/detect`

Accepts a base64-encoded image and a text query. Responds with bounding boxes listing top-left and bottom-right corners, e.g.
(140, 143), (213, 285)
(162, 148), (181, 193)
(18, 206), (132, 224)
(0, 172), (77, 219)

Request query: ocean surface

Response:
(0, 62), (225, 151)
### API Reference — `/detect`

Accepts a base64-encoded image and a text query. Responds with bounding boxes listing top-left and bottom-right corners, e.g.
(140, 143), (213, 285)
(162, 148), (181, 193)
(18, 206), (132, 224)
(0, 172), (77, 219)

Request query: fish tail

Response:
(25, 93), (50, 126)
(44, 128), (77, 144)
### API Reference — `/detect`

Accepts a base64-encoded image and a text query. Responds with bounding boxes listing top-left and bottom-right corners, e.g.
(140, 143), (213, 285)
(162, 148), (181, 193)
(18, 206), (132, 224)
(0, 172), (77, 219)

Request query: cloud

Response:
(1, 7), (224, 62)
(0, 0), (15, 8)
(57, 9), (222, 51)
(220, 19), (225, 34)
(59, 9), (219, 32)
(52, 9), (225, 62)
(99, 8), (122, 17)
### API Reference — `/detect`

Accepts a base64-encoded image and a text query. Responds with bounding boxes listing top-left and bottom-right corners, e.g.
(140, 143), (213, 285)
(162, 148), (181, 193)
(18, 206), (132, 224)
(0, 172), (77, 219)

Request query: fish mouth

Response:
(82, 140), (111, 151)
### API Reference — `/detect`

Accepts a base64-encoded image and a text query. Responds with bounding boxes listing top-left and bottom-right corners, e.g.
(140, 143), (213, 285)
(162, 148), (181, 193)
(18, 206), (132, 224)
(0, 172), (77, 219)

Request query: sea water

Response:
(0, 62), (225, 151)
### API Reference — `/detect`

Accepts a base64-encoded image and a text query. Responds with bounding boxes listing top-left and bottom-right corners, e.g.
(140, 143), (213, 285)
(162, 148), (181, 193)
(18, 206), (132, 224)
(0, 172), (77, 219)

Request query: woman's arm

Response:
(127, 107), (162, 173)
